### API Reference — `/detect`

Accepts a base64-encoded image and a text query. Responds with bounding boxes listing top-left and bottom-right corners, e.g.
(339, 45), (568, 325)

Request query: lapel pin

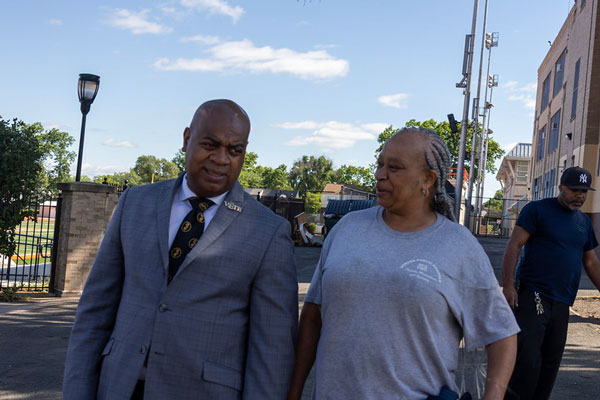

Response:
(224, 201), (242, 213)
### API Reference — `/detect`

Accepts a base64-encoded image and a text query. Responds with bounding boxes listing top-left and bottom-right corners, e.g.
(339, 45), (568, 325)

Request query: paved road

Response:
(0, 241), (598, 399)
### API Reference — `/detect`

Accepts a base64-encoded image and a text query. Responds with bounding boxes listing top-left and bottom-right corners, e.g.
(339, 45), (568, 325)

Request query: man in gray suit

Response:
(63, 99), (298, 400)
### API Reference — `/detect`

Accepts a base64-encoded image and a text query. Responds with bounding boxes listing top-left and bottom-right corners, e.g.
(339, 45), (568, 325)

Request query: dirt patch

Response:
(571, 297), (600, 319)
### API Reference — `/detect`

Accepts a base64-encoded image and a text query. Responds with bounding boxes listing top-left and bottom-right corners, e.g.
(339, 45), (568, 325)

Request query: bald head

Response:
(182, 99), (250, 197)
(190, 99), (250, 134)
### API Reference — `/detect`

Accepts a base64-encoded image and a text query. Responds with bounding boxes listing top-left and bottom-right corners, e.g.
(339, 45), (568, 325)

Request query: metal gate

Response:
(0, 193), (60, 291)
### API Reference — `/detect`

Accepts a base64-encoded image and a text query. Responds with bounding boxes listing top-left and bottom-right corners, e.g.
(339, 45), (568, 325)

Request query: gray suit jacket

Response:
(63, 177), (298, 400)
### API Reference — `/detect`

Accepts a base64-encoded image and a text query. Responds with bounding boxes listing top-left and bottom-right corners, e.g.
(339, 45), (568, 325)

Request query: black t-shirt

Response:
(516, 197), (598, 305)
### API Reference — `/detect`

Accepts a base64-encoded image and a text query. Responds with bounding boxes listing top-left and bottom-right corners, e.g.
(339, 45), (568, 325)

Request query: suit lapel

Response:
(176, 182), (245, 275)
(156, 175), (183, 273)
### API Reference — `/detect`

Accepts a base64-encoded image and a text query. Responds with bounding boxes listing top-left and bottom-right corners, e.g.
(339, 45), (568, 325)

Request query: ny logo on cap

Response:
(580, 173), (588, 183)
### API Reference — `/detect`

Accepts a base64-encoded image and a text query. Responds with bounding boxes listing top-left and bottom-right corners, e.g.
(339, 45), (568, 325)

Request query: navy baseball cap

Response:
(560, 167), (595, 191)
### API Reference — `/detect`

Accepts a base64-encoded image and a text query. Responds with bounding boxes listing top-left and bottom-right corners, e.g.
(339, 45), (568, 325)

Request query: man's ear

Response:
(182, 127), (190, 152)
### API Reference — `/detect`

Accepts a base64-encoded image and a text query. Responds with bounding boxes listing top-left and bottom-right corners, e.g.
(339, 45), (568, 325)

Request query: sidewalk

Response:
(0, 243), (599, 399)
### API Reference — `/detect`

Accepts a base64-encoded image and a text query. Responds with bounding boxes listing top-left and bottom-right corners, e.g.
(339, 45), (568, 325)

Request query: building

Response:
(319, 184), (375, 208)
(530, 0), (600, 230)
(496, 143), (532, 235)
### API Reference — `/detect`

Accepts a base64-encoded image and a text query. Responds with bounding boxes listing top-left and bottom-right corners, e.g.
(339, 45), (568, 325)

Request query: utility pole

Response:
(465, 0), (489, 231)
(454, 0), (481, 221)
(476, 33), (499, 221)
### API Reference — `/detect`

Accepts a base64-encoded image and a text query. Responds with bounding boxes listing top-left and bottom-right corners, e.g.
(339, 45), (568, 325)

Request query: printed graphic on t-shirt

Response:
(399, 259), (441, 283)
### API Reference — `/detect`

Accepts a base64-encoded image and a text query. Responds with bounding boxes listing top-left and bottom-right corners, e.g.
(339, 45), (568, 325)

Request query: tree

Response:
(35, 124), (76, 192)
(258, 164), (292, 190)
(238, 152), (263, 188)
(375, 120), (504, 175)
(305, 192), (322, 214)
(237, 152), (292, 190)
(93, 171), (142, 187)
(483, 189), (503, 212)
(172, 149), (185, 173)
(132, 155), (180, 184)
(0, 118), (44, 257)
(331, 165), (375, 192)
(289, 155), (334, 195)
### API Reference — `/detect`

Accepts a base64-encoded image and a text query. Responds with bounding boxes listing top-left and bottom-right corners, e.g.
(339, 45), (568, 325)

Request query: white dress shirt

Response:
(168, 173), (227, 247)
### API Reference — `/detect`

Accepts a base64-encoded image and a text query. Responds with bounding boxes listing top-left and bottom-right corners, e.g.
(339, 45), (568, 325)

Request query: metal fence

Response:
(467, 196), (529, 237)
(1, 193), (60, 291)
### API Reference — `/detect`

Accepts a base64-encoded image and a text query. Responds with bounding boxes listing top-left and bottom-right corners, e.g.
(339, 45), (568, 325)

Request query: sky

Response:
(0, 0), (576, 197)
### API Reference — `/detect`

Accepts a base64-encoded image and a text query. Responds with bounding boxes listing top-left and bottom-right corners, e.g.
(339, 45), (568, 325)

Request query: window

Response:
(533, 177), (540, 200)
(553, 50), (567, 97)
(516, 161), (528, 183)
(542, 169), (556, 199)
(541, 74), (551, 111)
(548, 110), (561, 153)
(582, 0), (587, 9)
(537, 126), (546, 160)
(571, 58), (581, 119)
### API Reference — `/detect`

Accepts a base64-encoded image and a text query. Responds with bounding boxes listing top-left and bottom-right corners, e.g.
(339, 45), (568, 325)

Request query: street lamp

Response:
(75, 73), (100, 182)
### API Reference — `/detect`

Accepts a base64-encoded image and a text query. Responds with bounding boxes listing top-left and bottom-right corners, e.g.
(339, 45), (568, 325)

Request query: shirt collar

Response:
(180, 173), (227, 208)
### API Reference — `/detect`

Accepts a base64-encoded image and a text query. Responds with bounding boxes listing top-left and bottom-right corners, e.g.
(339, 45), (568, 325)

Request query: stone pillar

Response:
(53, 182), (119, 297)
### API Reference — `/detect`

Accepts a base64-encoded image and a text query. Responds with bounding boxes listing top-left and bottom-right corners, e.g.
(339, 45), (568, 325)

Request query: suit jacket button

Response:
(159, 304), (167, 313)
(140, 345), (147, 354)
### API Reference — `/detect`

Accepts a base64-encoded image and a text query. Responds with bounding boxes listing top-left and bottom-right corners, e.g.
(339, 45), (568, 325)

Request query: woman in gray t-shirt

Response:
(287, 128), (519, 400)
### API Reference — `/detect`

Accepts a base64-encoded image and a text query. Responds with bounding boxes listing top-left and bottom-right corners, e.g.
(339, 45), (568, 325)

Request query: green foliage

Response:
(289, 155), (334, 195)
(34, 124), (76, 193)
(257, 164), (292, 190)
(0, 285), (27, 302)
(93, 171), (142, 187)
(375, 120), (504, 175)
(132, 155), (180, 184)
(238, 152), (292, 190)
(306, 222), (316, 234)
(305, 192), (322, 214)
(0, 118), (44, 257)
(484, 189), (504, 212)
(172, 149), (185, 173)
(330, 164), (375, 192)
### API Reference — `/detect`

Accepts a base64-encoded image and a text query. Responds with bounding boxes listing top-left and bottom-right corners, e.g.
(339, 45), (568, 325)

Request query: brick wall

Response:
(53, 182), (119, 297)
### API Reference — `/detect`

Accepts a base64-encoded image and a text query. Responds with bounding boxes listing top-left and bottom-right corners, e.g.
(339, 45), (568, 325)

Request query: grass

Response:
(16, 220), (55, 235)
(9, 255), (51, 265)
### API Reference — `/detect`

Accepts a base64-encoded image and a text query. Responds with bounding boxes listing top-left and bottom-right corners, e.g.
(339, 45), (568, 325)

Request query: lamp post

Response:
(75, 73), (100, 182)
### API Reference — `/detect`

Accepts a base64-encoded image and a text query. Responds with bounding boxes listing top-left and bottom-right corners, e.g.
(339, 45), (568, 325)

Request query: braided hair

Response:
(396, 127), (456, 222)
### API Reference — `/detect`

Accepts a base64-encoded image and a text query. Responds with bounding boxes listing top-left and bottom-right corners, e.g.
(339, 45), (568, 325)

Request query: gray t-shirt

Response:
(305, 207), (519, 399)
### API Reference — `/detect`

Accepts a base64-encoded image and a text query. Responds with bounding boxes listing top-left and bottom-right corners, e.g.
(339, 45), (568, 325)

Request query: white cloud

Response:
(503, 80), (536, 93)
(160, 7), (177, 14)
(181, 0), (244, 23)
(154, 39), (349, 80)
(502, 142), (518, 152)
(180, 34), (221, 44)
(275, 120), (383, 151)
(103, 138), (137, 148)
(47, 19), (63, 26)
(81, 163), (128, 178)
(314, 44), (337, 49)
(377, 93), (409, 109)
(107, 9), (172, 35)
(360, 122), (390, 133)
(508, 94), (536, 110)
(503, 81), (537, 110)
